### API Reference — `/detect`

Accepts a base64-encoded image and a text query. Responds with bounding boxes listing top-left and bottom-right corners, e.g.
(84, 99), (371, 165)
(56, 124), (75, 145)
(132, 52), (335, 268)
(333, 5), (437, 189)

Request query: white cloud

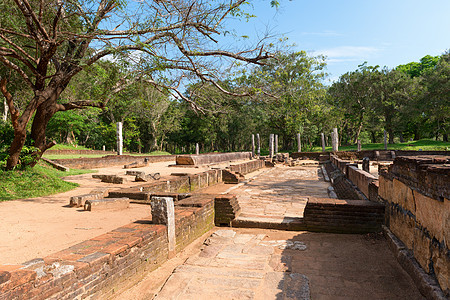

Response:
(311, 46), (382, 64)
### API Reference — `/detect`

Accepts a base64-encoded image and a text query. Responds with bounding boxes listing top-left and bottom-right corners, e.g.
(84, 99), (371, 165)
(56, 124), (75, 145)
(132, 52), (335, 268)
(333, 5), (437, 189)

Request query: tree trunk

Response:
(29, 100), (59, 167)
(353, 113), (364, 144)
(6, 128), (26, 169)
(443, 133), (448, 142)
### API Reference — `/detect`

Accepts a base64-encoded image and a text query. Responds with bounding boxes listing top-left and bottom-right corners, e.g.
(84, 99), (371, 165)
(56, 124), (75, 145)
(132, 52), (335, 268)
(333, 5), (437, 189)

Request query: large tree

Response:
(328, 64), (379, 144)
(237, 51), (327, 150)
(0, 0), (272, 169)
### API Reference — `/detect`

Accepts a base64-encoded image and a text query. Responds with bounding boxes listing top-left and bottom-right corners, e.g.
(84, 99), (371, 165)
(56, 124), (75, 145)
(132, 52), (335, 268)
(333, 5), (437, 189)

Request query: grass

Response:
(0, 162), (95, 201)
(308, 139), (450, 152)
(50, 144), (91, 150)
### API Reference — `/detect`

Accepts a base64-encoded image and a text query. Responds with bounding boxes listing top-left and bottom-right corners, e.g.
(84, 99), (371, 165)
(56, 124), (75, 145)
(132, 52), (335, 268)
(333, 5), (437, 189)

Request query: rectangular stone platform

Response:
(175, 152), (251, 165)
(84, 198), (130, 211)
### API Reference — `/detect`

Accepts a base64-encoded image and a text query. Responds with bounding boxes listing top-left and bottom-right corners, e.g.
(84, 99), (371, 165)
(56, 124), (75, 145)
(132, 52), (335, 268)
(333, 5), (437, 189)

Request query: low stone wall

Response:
(346, 166), (377, 199)
(0, 195), (215, 300)
(290, 151), (328, 160)
(175, 152), (252, 165)
(229, 159), (265, 175)
(330, 154), (352, 175)
(379, 156), (449, 296)
(334, 150), (449, 161)
(53, 155), (175, 169)
(46, 149), (116, 155)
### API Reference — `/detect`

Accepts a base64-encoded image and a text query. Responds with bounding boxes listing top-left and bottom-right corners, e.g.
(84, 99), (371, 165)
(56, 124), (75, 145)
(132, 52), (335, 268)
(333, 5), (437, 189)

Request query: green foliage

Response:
(0, 121), (14, 149)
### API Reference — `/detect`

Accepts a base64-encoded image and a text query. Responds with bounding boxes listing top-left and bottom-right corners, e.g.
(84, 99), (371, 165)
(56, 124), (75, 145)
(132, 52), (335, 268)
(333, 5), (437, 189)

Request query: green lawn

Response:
(309, 139), (450, 152)
(0, 162), (95, 201)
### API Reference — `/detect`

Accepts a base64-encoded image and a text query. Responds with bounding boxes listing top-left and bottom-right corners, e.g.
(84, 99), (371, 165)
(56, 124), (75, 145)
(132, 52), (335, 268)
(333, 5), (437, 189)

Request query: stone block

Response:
(126, 170), (145, 176)
(431, 245), (449, 295)
(413, 228), (432, 273)
(135, 173), (161, 182)
(414, 190), (446, 243)
(84, 198), (130, 211)
(70, 193), (103, 207)
(389, 206), (415, 250)
(392, 179), (415, 213)
(123, 161), (149, 169)
(378, 176), (393, 201)
(92, 174), (127, 184)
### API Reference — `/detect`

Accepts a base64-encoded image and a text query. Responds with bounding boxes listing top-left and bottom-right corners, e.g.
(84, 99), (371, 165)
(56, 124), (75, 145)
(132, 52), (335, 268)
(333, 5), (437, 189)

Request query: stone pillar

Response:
(269, 134), (274, 158)
(251, 134), (255, 158)
(332, 128), (339, 152)
(116, 122), (123, 155)
(297, 133), (301, 152)
(357, 139), (361, 152)
(321, 133), (326, 152)
(196, 143), (200, 155)
(274, 134), (278, 154)
(151, 197), (176, 256)
(102, 145), (106, 151)
(257, 134), (261, 156)
(384, 130), (388, 150)
(362, 157), (370, 173)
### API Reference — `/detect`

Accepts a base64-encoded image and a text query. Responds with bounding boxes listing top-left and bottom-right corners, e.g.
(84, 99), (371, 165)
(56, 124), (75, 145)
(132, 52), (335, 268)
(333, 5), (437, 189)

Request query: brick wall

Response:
(53, 155), (175, 169)
(229, 159), (265, 175)
(0, 196), (216, 299)
(379, 156), (449, 296)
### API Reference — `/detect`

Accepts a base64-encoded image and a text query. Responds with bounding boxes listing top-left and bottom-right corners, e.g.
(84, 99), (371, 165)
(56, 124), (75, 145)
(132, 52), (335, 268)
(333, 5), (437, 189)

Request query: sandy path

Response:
(0, 159), (247, 265)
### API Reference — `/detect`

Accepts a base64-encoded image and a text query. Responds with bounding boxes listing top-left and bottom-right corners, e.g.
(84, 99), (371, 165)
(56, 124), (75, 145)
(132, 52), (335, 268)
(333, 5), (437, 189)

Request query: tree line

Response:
(2, 49), (448, 163)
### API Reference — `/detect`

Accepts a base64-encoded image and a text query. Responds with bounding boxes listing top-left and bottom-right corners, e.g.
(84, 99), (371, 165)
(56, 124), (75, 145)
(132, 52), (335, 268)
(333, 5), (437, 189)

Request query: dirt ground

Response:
(0, 159), (248, 265)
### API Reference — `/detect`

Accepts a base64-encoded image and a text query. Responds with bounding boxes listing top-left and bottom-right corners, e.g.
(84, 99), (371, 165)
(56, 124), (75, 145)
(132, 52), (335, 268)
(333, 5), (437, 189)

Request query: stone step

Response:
(303, 197), (384, 233)
(84, 198), (130, 211)
(232, 215), (306, 231)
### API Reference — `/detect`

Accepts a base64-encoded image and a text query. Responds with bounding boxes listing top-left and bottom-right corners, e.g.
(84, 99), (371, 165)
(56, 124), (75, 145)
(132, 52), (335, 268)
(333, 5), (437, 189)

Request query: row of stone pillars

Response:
(115, 123), (389, 156)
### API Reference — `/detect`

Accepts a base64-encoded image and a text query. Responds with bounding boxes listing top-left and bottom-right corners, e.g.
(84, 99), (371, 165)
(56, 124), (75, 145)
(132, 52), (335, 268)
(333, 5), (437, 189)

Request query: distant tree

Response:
(420, 52), (450, 141)
(396, 55), (440, 78)
(328, 63), (379, 144)
(238, 51), (327, 150)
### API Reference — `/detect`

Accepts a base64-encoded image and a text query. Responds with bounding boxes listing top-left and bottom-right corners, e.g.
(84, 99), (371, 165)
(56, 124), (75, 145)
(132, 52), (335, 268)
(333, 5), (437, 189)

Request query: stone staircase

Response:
(222, 169), (245, 184)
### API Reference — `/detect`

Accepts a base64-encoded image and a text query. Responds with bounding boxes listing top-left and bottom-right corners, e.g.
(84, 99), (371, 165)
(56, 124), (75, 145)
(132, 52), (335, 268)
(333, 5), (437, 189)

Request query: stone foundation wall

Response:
(0, 195), (216, 300)
(229, 159), (265, 175)
(175, 152), (251, 165)
(290, 152), (328, 160)
(346, 166), (377, 199)
(379, 156), (449, 296)
(53, 155), (175, 169)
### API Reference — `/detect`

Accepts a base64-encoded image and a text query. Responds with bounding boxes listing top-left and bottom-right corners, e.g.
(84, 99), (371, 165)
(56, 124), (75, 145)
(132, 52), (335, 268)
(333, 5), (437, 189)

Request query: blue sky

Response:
(227, 0), (450, 82)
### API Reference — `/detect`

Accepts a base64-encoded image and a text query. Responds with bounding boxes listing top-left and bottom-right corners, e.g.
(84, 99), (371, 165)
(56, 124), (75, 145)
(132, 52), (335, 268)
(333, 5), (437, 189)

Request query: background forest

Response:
(1, 50), (449, 155)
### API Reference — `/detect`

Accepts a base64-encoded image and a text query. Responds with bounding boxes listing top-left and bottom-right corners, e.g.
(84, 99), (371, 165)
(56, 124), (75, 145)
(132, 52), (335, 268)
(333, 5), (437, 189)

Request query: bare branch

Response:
(0, 56), (34, 89)
(57, 100), (105, 111)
